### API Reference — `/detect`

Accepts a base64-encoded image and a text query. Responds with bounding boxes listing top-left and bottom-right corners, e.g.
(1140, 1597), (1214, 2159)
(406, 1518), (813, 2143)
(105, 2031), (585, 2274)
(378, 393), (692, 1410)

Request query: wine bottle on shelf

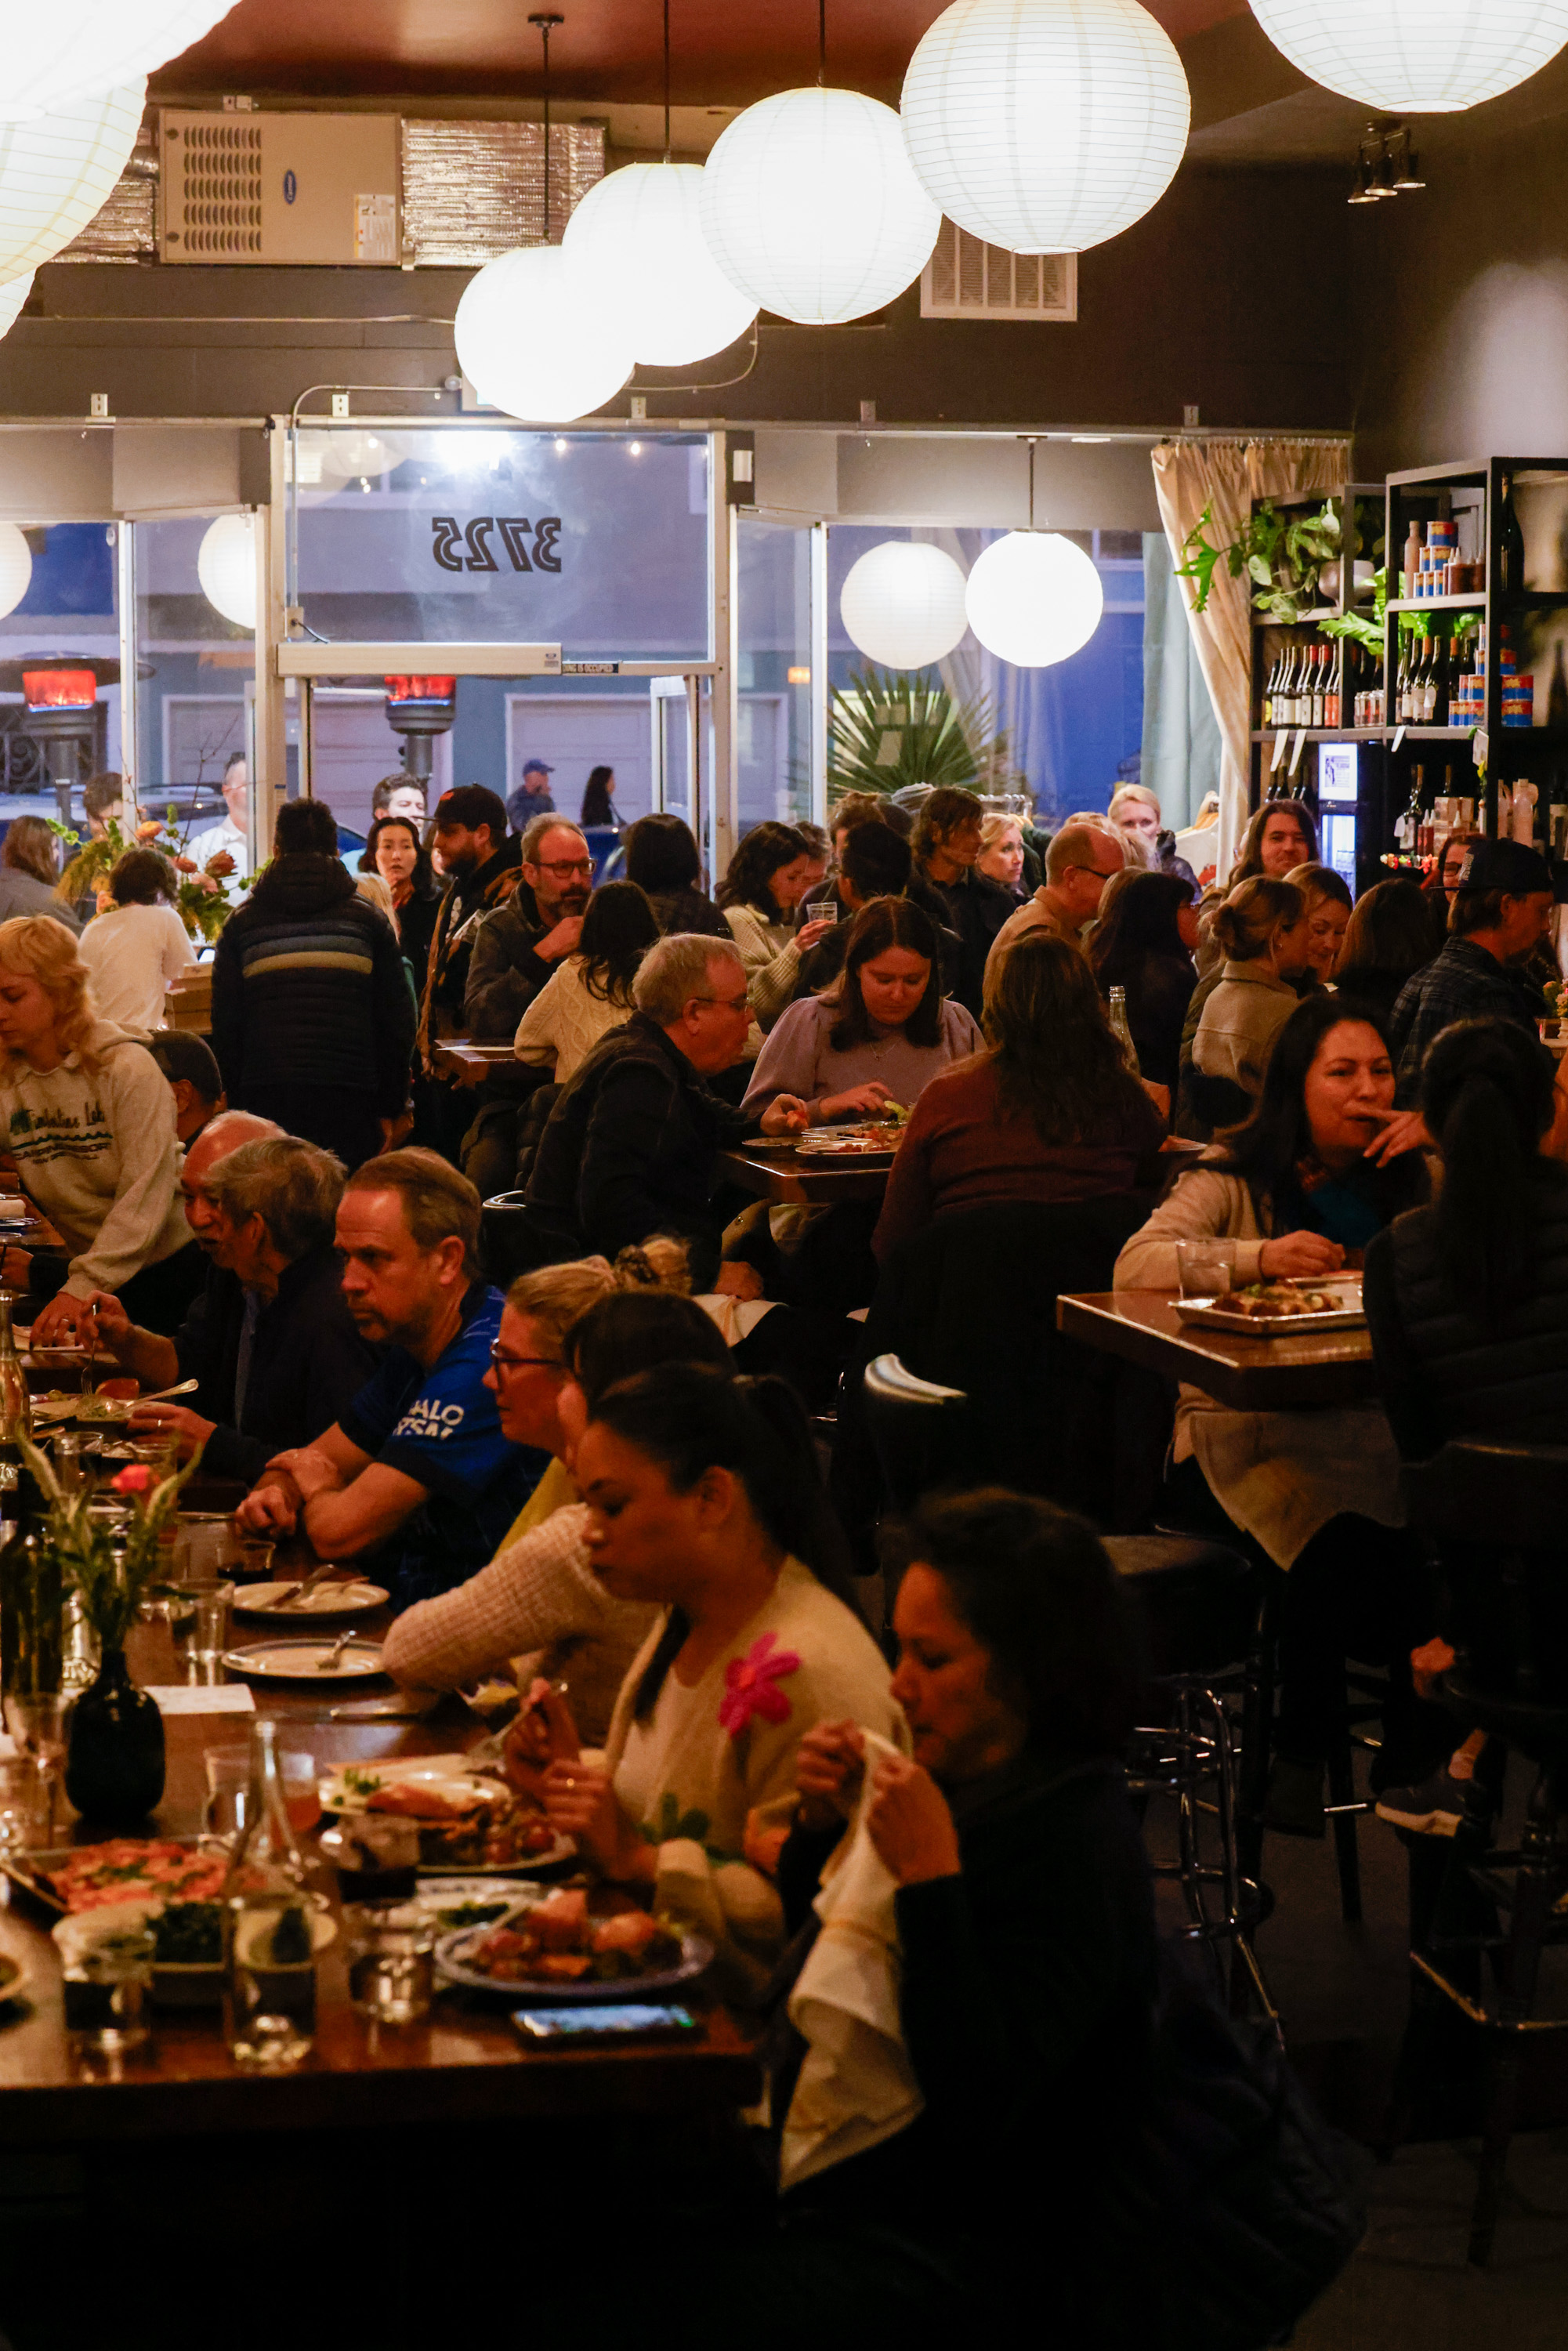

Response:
(1497, 469), (1527, 594)
(1325, 642), (1342, 731)
(1396, 634), (1414, 723)
(1419, 630), (1440, 725)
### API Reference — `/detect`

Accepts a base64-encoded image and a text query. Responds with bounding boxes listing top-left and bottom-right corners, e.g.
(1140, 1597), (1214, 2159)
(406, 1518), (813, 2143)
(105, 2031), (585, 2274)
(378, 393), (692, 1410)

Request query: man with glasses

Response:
(523, 933), (808, 1299)
(986, 820), (1127, 977)
(464, 815), (596, 1041)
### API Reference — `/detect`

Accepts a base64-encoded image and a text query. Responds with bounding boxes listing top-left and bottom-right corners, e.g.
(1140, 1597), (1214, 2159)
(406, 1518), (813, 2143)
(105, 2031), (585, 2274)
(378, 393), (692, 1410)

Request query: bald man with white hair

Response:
(81, 1114), (377, 1481)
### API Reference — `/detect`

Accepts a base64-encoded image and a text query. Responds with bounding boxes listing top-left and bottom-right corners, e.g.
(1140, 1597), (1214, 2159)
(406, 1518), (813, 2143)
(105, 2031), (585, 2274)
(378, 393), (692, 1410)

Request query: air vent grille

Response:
(171, 121), (263, 255)
(921, 219), (1076, 323)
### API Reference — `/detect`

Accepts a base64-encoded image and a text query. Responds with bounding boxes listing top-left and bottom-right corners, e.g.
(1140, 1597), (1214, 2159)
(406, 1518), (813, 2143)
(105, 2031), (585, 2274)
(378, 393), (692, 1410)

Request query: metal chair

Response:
(1385, 1438), (1568, 2266)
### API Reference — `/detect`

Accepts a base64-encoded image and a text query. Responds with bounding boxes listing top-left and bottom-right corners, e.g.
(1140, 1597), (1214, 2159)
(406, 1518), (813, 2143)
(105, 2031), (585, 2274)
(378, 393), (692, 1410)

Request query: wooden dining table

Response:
(0, 1604), (758, 2148)
(430, 1037), (521, 1088)
(716, 1141), (893, 1207)
(1056, 1288), (1382, 1410)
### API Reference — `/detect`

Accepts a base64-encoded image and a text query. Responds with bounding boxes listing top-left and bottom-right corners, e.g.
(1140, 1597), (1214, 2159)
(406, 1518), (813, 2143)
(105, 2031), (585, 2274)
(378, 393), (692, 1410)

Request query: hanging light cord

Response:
(817, 0), (827, 85)
(663, 0), (672, 162)
(1027, 436), (1036, 530)
(529, 12), (563, 241)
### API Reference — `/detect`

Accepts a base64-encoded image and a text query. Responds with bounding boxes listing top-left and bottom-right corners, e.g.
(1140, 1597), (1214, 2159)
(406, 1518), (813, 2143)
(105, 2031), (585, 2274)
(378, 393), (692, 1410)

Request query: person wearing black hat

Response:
(1388, 836), (1556, 1103)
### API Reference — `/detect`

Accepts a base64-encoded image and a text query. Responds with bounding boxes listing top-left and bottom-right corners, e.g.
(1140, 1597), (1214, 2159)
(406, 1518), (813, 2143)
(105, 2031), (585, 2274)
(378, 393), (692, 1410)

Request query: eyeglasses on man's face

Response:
(534, 857), (595, 879)
(693, 987), (751, 1016)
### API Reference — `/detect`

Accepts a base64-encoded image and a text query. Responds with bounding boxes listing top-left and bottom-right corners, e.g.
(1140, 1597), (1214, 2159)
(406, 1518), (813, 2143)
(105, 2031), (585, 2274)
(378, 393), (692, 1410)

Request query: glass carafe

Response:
(222, 1716), (318, 2069)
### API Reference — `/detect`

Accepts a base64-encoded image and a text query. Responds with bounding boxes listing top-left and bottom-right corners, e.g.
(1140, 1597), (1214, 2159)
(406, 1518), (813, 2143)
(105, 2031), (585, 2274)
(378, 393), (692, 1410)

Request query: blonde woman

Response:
(1191, 878), (1313, 1103)
(976, 813), (1027, 900)
(0, 916), (193, 1340)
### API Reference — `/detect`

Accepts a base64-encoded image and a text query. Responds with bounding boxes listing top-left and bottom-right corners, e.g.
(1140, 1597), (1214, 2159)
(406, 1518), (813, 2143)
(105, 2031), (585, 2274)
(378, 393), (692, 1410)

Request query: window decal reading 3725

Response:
(431, 516), (563, 575)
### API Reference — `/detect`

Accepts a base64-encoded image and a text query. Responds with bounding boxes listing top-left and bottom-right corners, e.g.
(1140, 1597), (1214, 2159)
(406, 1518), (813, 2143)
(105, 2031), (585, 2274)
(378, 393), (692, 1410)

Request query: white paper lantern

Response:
(563, 162), (757, 368)
(840, 542), (970, 669)
(901, 0), (1190, 254)
(455, 245), (635, 425)
(700, 89), (940, 326)
(0, 5), (235, 121)
(0, 86), (147, 280)
(965, 532), (1103, 667)
(1251, 0), (1568, 111)
(0, 523), (32, 620)
(0, 273), (34, 340)
(197, 513), (255, 631)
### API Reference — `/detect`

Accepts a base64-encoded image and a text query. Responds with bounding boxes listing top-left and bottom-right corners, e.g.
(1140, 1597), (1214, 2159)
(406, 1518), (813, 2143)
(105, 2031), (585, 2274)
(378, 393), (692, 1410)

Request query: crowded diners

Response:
(9, 8), (1568, 2339)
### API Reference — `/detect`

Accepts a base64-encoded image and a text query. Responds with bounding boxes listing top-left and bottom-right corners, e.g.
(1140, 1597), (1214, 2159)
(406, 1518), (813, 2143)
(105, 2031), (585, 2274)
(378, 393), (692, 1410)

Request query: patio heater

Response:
(383, 676), (456, 784)
(0, 654), (129, 825)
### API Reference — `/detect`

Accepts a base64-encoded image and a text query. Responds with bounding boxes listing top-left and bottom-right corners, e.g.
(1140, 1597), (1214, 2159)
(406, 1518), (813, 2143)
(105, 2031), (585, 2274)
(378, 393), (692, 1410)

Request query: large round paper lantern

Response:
(700, 89), (940, 326)
(0, 5), (235, 122)
(563, 162), (757, 367)
(0, 273), (34, 340)
(0, 524), (32, 620)
(455, 245), (635, 424)
(901, 0), (1190, 254)
(1250, 0), (1568, 111)
(840, 542), (969, 668)
(0, 86), (147, 279)
(965, 532), (1103, 667)
(197, 513), (256, 630)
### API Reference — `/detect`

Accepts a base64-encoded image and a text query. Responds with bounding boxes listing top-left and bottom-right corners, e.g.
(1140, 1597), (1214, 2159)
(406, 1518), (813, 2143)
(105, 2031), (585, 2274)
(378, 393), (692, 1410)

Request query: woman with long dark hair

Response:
(1196, 800), (1320, 976)
(512, 879), (660, 1081)
(1117, 994), (1443, 1832)
(874, 929), (1164, 1262)
(580, 765), (622, 830)
(1334, 877), (1438, 1026)
(718, 820), (838, 1032)
(359, 814), (440, 988)
(622, 811), (731, 940)
(1088, 868), (1198, 1096)
(744, 897), (980, 1126)
(535, 1360), (899, 1993)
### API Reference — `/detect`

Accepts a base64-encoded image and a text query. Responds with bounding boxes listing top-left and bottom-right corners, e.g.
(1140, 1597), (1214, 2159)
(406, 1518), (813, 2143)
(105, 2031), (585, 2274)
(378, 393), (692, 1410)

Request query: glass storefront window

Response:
(132, 516), (256, 846)
(0, 522), (122, 823)
(737, 518), (814, 834)
(288, 426), (711, 661)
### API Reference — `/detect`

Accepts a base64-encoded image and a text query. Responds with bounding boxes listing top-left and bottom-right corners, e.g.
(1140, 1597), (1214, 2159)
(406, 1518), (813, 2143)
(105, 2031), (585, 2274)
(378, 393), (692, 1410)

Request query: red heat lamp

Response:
(23, 668), (101, 821)
(23, 668), (97, 710)
(383, 675), (457, 784)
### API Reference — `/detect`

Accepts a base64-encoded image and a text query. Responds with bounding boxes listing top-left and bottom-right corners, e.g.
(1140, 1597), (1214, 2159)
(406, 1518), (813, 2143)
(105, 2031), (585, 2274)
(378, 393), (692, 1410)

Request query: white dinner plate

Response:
(235, 1580), (389, 1620)
(320, 1755), (499, 1813)
(434, 1922), (712, 2003)
(1174, 1278), (1366, 1337)
(222, 1636), (386, 1682)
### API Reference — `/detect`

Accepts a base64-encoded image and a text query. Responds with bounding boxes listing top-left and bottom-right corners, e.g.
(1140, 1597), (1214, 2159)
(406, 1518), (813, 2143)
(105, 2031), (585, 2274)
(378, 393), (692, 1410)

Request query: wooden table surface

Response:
(431, 1038), (520, 1086)
(1057, 1289), (1382, 1410)
(717, 1142), (893, 1206)
(0, 1609), (757, 2144)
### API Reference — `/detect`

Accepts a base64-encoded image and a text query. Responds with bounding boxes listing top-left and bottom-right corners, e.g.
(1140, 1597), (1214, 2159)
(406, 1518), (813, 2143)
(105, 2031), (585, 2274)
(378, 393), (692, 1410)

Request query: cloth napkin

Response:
(778, 1727), (925, 2192)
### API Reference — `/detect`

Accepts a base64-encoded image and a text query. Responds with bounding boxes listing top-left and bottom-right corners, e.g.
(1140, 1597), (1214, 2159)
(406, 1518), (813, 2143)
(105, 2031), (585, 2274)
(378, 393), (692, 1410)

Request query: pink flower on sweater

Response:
(718, 1632), (801, 1738)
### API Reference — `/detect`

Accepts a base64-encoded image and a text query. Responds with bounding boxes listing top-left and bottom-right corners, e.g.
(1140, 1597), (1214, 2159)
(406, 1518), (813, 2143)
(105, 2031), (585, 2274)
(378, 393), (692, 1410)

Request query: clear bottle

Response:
(223, 1716), (318, 2070)
(1106, 986), (1141, 1077)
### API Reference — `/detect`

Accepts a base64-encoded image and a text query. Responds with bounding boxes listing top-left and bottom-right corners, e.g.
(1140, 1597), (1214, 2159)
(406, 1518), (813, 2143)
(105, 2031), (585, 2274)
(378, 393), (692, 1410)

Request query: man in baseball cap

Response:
(1389, 835), (1557, 1100)
(506, 757), (556, 831)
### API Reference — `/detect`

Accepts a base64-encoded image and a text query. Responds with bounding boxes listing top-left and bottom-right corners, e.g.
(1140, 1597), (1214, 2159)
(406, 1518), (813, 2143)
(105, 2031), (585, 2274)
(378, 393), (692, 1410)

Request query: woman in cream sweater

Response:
(538, 1360), (900, 1995)
(512, 881), (659, 1084)
(717, 820), (838, 1036)
(1190, 875), (1312, 1117)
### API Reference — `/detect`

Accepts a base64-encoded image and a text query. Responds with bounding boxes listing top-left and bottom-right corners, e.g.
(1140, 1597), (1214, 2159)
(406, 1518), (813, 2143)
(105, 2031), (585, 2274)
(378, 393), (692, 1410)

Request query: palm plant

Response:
(826, 665), (1023, 803)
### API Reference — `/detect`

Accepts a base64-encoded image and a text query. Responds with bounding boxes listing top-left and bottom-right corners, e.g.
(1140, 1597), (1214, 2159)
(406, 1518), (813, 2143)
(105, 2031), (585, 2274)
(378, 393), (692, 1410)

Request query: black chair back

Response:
(861, 1353), (967, 1516)
(1403, 1440), (1568, 1709)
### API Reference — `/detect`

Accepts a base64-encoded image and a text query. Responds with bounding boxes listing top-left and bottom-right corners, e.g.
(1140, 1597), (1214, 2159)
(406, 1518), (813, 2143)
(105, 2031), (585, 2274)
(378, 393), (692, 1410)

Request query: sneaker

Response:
(1264, 1754), (1326, 1838)
(1374, 1766), (1476, 1838)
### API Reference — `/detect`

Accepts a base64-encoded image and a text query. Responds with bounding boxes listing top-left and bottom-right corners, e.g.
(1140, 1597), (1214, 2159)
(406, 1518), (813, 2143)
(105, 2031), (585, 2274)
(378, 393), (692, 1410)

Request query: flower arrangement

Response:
(20, 1437), (205, 1650)
(51, 806), (236, 944)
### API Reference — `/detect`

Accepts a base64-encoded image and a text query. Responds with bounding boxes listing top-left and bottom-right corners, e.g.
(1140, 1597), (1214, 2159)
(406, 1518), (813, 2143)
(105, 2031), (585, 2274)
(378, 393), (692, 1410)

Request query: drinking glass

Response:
(60, 1925), (154, 2052)
(49, 1431), (85, 1493)
(203, 1745), (251, 1842)
(0, 1751), (38, 1853)
(175, 1514), (241, 1585)
(1175, 1238), (1238, 1299)
(180, 1578), (235, 1667)
(346, 1904), (436, 2025)
(280, 1751), (323, 1837)
(4, 1691), (69, 1841)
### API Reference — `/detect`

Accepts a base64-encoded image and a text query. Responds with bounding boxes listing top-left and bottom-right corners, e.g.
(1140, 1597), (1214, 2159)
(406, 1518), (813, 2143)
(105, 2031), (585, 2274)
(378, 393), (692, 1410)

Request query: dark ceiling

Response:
(150, 0), (1253, 107)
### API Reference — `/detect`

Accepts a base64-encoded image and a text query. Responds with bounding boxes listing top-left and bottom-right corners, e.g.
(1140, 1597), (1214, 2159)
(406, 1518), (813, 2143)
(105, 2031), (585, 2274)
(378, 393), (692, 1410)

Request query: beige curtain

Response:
(1152, 437), (1351, 881)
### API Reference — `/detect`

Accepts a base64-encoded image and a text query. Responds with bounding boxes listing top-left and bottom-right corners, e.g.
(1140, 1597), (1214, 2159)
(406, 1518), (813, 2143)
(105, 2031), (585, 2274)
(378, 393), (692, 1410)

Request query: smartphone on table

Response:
(512, 2003), (699, 2044)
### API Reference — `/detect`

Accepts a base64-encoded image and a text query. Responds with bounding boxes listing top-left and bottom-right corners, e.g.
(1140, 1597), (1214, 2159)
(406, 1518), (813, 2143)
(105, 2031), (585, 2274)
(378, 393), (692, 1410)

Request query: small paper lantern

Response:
(1251, 0), (1568, 111)
(454, 245), (635, 425)
(965, 532), (1103, 667)
(901, 0), (1190, 254)
(0, 86), (147, 280)
(0, 5), (237, 121)
(197, 513), (256, 631)
(563, 161), (757, 367)
(0, 273), (34, 340)
(700, 88), (940, 326)
(0, 523), (33, 619)
(840, 542), (970, 668)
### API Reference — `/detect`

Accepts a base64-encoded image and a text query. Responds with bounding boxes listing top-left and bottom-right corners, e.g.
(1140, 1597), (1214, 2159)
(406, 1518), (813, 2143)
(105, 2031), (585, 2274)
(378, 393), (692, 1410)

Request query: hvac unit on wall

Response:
(158, 111), (400, 265)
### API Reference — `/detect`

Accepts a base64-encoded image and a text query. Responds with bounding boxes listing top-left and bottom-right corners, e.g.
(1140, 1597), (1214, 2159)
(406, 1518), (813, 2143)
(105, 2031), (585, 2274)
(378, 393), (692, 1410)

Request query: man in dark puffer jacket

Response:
(210, 796), (415, 1171)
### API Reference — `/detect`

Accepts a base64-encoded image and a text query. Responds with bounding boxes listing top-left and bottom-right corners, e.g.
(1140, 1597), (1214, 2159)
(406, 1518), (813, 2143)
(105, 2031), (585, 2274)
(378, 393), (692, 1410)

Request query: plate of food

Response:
(1, 1838), (231, 1918)
(222, 1636), (386, 1682)
(408, 1877), (545, 1932)
(794, 1126), (900, 1159)
(1175, 1277), (1366, 1336)
(48, 1894), (335, 2007)
(435, 1884), (711, 2002)
(320, 1759), (575, 1872)
(234, 1579), (389, 1620)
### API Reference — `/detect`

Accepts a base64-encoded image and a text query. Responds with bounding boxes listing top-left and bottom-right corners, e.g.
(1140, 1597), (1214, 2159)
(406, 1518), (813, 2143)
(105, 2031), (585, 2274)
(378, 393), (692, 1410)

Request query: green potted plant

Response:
(825, 665), (1023, 803)
(22, 1439), (205, 1828)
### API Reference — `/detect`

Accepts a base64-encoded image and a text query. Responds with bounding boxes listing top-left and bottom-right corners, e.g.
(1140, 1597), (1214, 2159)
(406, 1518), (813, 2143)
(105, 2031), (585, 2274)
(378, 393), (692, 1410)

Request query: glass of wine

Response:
(279, 1751), (323, 1838)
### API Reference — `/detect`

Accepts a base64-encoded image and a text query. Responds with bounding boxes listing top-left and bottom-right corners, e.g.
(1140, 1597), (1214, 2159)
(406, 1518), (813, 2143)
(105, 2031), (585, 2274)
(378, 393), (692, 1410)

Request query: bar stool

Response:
(1386, 1438), (1568, 2266)
(860, 1353), (1271, 2012)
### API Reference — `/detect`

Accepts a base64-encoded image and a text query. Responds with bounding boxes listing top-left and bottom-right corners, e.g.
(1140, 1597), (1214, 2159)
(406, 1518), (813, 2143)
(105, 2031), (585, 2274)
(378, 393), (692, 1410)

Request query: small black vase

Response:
(65, 1645), (165, 1830)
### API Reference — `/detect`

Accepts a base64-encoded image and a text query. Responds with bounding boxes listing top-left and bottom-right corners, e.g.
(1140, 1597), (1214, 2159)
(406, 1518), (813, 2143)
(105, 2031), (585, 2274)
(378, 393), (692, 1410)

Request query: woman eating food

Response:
(512, 880), (661, 1084)
(534, 1361), (899, 1993)
(717, 820), (839, 1033)
(1116, 994), (1444, 1835)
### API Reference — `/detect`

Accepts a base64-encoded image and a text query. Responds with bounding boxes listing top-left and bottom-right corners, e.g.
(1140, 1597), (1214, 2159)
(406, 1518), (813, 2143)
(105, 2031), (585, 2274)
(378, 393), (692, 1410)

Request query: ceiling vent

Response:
(158, 110), (400, 264)
(920, 219), (1077, 323)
